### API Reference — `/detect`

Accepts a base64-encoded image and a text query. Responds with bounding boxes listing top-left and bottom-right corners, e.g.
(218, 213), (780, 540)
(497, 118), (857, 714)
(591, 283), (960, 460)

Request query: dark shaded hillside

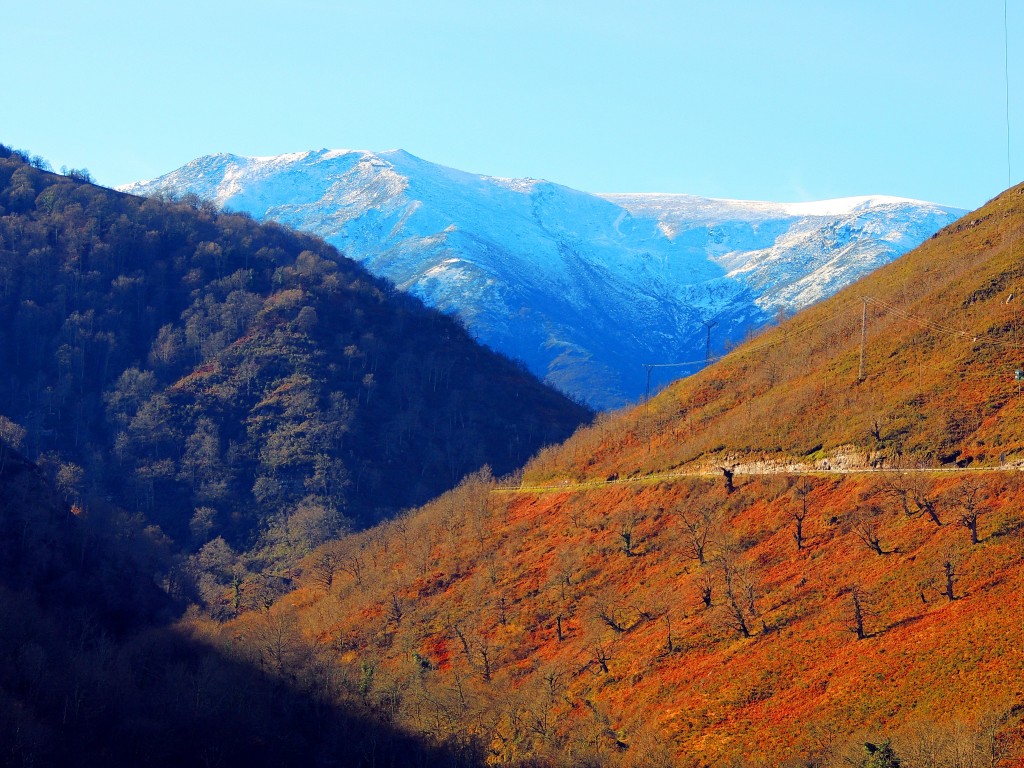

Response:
(0, 146), (591, 567)
(0, 439), (485, 767)
(0, 436), (170, 631)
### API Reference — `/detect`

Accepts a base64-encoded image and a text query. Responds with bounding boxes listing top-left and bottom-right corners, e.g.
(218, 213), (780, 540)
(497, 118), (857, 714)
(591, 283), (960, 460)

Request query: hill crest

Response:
(0, 145), (591, 574)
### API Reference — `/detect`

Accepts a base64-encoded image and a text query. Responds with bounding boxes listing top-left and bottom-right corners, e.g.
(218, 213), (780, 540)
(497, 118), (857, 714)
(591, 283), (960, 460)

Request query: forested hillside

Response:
(5, 142), (1022, 765)
(0, 440), (479, 766)
(204, 187), (1024, 766)
(0, 146), (590, 585)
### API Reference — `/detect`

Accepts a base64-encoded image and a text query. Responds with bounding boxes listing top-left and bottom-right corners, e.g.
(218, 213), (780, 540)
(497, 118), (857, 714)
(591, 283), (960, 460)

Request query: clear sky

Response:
(3, 0), (1020, 210)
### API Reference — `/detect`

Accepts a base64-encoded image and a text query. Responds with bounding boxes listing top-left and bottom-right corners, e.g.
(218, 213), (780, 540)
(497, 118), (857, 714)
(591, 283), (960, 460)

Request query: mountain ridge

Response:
(0, 145), (590, 570)
(122, 149), (965, 408)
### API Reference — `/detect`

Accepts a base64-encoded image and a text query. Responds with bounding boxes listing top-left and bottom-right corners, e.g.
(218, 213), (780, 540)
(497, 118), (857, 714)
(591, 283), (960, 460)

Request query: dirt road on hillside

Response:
(495, 462), (1022, 494)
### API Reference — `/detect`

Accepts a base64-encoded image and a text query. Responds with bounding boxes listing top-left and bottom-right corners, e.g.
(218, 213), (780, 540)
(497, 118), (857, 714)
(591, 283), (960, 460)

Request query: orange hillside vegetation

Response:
(194, 187), (1024, 767)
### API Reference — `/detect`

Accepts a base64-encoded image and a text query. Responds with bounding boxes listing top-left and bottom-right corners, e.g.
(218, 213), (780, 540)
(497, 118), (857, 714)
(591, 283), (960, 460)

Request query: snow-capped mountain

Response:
(121, 150), (964, 409)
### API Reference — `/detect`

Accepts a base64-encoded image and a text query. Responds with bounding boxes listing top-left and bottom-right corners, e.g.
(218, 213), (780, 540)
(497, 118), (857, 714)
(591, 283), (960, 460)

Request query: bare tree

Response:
(793, 478), (812, 551)
(583, 628), (614, 675)
(935, 545), (964, 602)
(550, 548), (583, 601)
(663, 609), (675, 654)
(591, 586), (647, 634)
(525, 664), (570, 748)
(676, 498), (718, 565)
(882, 471), (942, 526)
(699, 571), (713, 608)
(249, 606), (306, 675)
(387, 592), (404, 627)
(716, 553), (754, 638)
(309, 548), (338, 592)
(450, 617), (498, 683)
(494, 593), (509, 627)
(803, 720), (841, 768)
(595, 603), (628, 633)
(976, 706), (1018, 767)
(850, 506), (891, 556)
(840, 584), (877, 640)
(902, 715), (1016, 768)
(942, 556), (958, 602)
(338, 549), (365, 586)
(617, 511), (638, 557)
(951, 478), (990, 545)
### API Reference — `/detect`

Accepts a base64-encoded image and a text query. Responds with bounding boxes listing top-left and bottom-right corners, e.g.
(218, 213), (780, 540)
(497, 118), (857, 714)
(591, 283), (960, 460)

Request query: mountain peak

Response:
(121, 151), (965, 408)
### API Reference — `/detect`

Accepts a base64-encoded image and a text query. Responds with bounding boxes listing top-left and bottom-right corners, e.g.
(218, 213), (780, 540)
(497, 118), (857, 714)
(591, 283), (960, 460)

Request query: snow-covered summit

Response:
(603, 192), (941, 216)
(121, 150), (965, 408)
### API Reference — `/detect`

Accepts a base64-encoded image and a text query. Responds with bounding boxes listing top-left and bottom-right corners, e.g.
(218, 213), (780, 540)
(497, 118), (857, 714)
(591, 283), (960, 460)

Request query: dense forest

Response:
(0, 437), (485, 766)
(0, 145), (590, 601)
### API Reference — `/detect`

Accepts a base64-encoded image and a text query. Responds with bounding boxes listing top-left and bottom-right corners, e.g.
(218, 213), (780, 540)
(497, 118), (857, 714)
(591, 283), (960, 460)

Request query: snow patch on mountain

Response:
(122, 150), (964, 409)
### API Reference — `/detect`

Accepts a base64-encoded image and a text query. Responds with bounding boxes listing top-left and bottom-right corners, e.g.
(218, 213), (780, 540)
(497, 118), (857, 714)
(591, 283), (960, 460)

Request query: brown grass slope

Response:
(210, 187), (1024, 767)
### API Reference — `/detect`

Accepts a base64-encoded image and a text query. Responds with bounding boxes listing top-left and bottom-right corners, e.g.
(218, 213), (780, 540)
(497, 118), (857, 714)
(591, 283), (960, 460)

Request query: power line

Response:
(858, 297), (868, 381)
(866, 295), (1023, 348)
(865, 296), (971, 338)
(642, 292), (1022, 392)
(702, 319), (718, 366)
(641, 297), (860, 372)
(1007, 0), (1013, 189)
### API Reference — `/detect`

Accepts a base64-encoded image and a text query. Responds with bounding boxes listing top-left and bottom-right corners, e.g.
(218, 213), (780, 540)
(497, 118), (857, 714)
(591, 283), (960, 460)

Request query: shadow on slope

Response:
(0, 440), (485, 767)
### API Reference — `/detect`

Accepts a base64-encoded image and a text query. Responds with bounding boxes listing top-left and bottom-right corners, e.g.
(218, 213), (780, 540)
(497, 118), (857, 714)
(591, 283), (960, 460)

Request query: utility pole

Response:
(858, 297), (868, 381)
(703, 320), (718, 366)
(917, 344), (923, 395)
(643, 364), (655, 454)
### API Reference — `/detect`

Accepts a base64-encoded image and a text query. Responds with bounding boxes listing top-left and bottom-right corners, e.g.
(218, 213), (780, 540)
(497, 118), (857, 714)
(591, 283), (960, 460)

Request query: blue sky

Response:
(3, 0), (1019, 210)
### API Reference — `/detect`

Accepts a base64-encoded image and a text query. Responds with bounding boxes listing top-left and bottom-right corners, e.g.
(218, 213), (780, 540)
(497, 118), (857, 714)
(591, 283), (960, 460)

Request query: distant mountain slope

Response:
(0, 146), (590, 564)
(213, 186), (1024, 767)
(122, 150), (964, 408)
(602, 192), (957, 309)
